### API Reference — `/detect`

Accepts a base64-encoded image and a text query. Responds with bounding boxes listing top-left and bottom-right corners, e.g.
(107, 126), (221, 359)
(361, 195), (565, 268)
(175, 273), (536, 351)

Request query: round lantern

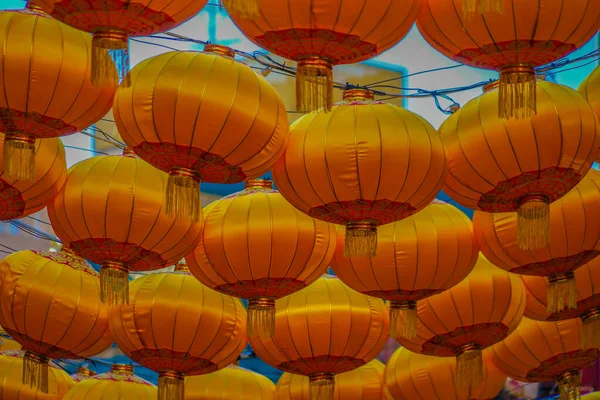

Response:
(579, 65), (600, 161)
(474, 170), (600, 312)
(490, 318), (600, 399)
(396, 254), (526, 391)
(418, 0), (600, 119)
(385, 347), (506, 400)
(47, 151), (203, 305)
(584, 393), (600, 399)
(0, 6), (115, 181)
(109, 264), (248, 400)
(63, 364), (156, 400)
(276, 360), (388, 400)
(272, 88), (447, 258)
(330, 199), (477, 339)
(113, 45), (290, 222)
(0, 247), (113, 393)
(250, 275), (389, 400)
(225, 0), (421, 111)
(185, 364), (275, 400)
(186, 178), (336, 338)
(441, 80), (600, 251)
(71, 367), (96, 383)
(0, 328), (20, 352)
(0, 350), (73, 399)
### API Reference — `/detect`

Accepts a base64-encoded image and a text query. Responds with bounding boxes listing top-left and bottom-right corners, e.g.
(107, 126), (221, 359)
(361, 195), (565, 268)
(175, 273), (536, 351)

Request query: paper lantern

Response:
(186, 179), (336, 338)
(418, 0), (600, 119)
(384, 347), (506, 400)
(474, 170), (600, 312)
(396, 254), (526, 391)
(272, 88), (447, 258)
(113, 45), (290, 222)
(71, 367), (96, 383)
(109, 264), (248, 400)
(0, 350), (73, 399)
(47, 151), (203, 305)
(441, 80), (600, 251)
(62, 364), (156, 400)
(0, 328), (20, 352)
(330, 199), (477, 339)
(490, 318), (600, 399)
(579, 65), (600, 161)
(0, 247), (113, 393)
(0, 6), (115, 181)
(276, 360), (388, 400)
(225, 0), (420, 111)
(185, 364), (275, 400)
(250, 275), (389, 400)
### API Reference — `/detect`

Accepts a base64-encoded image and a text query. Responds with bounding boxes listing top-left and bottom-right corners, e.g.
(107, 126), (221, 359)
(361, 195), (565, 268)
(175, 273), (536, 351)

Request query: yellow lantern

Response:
(0, 328), (20, 351)
(185, 364), (275, 399)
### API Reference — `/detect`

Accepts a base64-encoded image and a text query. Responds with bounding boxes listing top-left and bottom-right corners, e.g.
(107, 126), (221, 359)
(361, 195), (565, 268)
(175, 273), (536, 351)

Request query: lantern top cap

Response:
(76, 367), (96, 377)
(204, 44), (235, 59)
(111, 364), (134, 373)
(483, 80), (499, 92)
(245, 179), (273, 190)
(343, 88), (375, 102)
(174, 259), (190, 273)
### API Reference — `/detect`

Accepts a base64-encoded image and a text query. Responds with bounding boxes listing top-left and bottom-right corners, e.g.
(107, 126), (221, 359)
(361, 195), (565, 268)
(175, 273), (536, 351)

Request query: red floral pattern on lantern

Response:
(477, 167), (582, 213)
(127, 348), (218, 375)
(69, 238), (167, 271)
(95, 370), (154, 385)
(255, 29), (378, 64)
(421, 323), (510, 357)
(33, 249), (98, 277)
(364, 288), (445, 302)
(454, 40), (577, 70)
(215, 278), (306, 299)
(0, 350), (62, 368)
(308, 199), (416, 226)
(526, 349), (600, 381)
(0, 108), (78, 139)
(49, 0), (177, 36)
(4, 328), (91, 359)
(134, 142), (247, 184)
(278, 355), (366, 376)
(510, 250), (600, 276)
(0, 180), (25, 220)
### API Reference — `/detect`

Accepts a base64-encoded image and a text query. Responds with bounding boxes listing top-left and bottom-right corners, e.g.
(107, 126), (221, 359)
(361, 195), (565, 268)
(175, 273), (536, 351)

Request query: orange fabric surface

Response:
(579, 66), (600, 162)
(186, 365), (275, 400)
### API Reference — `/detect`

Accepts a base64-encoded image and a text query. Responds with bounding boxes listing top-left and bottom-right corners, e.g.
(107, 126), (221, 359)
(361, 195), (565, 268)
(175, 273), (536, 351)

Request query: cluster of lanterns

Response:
(0, 0), (598, 400)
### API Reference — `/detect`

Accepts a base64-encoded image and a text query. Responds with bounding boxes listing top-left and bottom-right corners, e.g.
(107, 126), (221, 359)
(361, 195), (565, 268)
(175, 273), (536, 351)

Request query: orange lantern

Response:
(250, 275), (389, 400)
(276, 360), (388, 400)
(418, 0), (600, 119)
(330, 199), (477, 339)
(441, 80), (600, 251)
(0, 6), (115, 181)
(474, 170), (600, 311)
(396, 254), (526, 391)
(579, 65), (600, 161)
(490, 318), (600, 399)
(109, 264), (248, 400)
(225, 0), (421, 111)
(113, 45), (290, 222)
(71, 367), (96, 383)
(385, 347), (506, 400)
(0, 135), (66, 220)
(186, 179), (336, 338)
(272, 88), (447, 258)
(0, 247), (113, 393)
(47, 151), (203, 305)
(185, 364), (275, 400)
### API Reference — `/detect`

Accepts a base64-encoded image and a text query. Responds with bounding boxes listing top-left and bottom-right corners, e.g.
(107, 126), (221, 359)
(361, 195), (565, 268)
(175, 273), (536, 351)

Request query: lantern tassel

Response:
(100, 262), (129, 305)
(309, 373), (335, 400)
(557, 371), (581, 400)
(344, 221), (377, 258)
(547, 272), (577, 314)
(3, 133), (36, 181)
(222, 0), (260, 19)
(159, 371), (184, 400)
(296, 57), (333, 113)
(581, 309), (600, 350)
(499, 64), (536, 120)
(166, 169), (202, 222)
(92, 30), (127, 87)
(389, 300), (418, 340)
(248, 298), (276, 339)
(455, 344), (483, 390)
(517, 195), (550, 250)
(462, 0), (504, 19)
(23, 351), (49, 394)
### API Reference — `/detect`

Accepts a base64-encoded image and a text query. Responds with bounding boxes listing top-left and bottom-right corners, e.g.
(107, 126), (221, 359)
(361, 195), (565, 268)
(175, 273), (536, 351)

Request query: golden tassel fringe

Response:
(159, 371), (184, 400)
(309, 374), (335, 400)
(248, 298), (276, 339)
(462, 0), (504, 19)
(23, 351), (49, 394)
(222, 0), (260, 19)
(455, 346), (483, 391)
(557, 371), (581, 400)
(100, 263), (129, 305)
(517, 196), (550, 250)
(296, 58), (333, 113)
(547, 273), (577, 314)
(582, 310), (600, 350)
(166, 172), (201, 222)
(3, 134), (36, 182)
(92, 30), (126, 88)
(390, 301), (418, 340)
(499, 65), (536, 120)
(344, 221), (377, 258)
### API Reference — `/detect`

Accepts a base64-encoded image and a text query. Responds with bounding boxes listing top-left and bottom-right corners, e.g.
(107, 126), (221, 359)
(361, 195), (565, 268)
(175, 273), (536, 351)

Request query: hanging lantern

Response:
(474, 170), (600, 312)
(441, 80), (600, 251)
(185, 364), (275, 399)
(330, 199), (477, 339)
(418, 0), (600, 119)
(109, 265), (248, 400)
(272, 88), (447, 258)
(47, 151), (203, 305)
(225, 0), (420, 112)
(396, 255), (526, 392)
(71, 367), (96, 383)
(0, 328), (20, 351)
(276, 360), (388, 400)
(250, 275), (389, 400)
(579, 65), (600, 161)
(0, 350), (73, 399)
(384, 347), (506, 400)
(34, 0), (208, 86)
(113, 45), (290, 222)
(490, 317), (600, 400)
(63, 364), (156, 399)
(186, 179), (336, 339)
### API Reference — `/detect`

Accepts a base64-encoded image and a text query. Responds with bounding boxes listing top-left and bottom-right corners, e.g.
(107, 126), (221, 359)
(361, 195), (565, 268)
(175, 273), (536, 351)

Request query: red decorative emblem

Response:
(421, 323), (510, 357)
(69, 238), (167, 271)
(128, 349), (218, 375)
(365, 288), (444, 302)
(215, 278), (306, 299)
(33, 249), (98, 277)
(526, 349), (600, 381)
(278, 355), (366, 375)
(511, 250), (600, 276)
(308, 199), (416, 226)
(0, 108), (77, 139)
(0, 180), (25, 220)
